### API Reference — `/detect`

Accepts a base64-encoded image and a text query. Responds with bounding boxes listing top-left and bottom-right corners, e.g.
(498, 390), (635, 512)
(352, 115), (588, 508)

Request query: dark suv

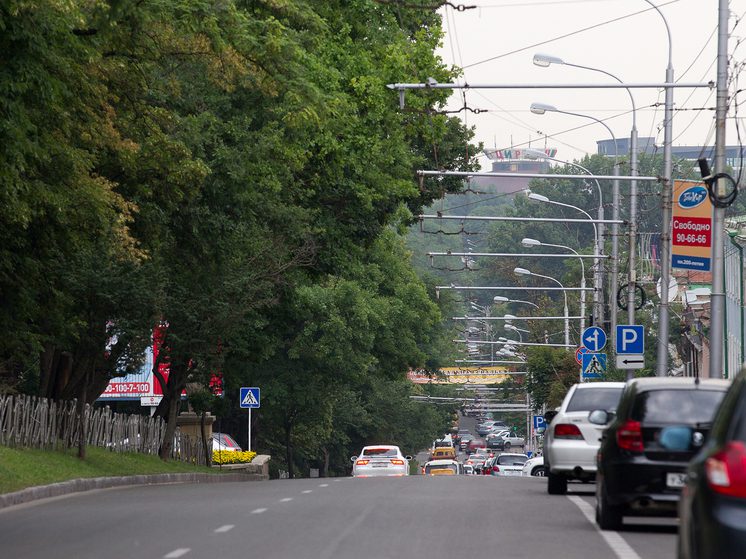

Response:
(592, 377), (730, 530)
(678, 369), (746, 559)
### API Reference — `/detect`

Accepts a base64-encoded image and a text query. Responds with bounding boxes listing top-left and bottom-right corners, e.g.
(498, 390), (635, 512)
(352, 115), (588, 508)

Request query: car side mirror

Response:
(535, 426), (546, 435)
(544, 410), (558, 424)
(405, 455), (412, 461)
(588, 409), (614, 425)
(351, 456), (357, 463)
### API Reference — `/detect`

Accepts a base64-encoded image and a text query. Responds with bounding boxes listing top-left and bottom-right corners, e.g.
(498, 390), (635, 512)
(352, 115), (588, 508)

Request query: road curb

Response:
(0, 471), (266, 510)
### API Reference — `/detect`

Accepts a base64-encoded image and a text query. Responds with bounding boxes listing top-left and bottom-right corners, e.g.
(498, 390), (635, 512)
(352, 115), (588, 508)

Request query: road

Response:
(0, 474), (677, 559)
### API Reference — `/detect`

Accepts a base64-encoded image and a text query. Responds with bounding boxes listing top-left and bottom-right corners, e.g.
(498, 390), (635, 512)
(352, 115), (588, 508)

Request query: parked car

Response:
(351, 445), (411, 478)
(676, 369), (746, 558)
(593, 377), (730, 530)
(544, 381), (626, 495)
(212, 432), (242, 452)
(491, 453), (529, 476)
(462, 464), (475, 475)
(485, 429), (511, 448)
(522, 455), (546, 477)
(487, 431), (525, 451)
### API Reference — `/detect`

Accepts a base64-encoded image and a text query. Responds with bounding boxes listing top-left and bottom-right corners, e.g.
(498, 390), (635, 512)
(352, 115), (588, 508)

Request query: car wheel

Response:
(596, 481), (623, 531)
(532, 466), (546, 477)
(547, 470), (567, 495)
(504, 442), (511, 451)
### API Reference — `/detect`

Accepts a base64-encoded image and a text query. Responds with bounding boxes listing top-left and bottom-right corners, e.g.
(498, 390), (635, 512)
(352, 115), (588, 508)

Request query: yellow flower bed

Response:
(213, 450), (257, 465)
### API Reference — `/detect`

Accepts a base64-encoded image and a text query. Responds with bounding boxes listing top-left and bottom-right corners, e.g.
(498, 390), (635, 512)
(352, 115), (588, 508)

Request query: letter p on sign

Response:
(616, 325), (644, 355)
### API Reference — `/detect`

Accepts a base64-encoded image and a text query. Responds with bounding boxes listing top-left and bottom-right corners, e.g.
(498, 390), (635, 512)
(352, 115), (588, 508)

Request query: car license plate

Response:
(666, 472), (686, 488)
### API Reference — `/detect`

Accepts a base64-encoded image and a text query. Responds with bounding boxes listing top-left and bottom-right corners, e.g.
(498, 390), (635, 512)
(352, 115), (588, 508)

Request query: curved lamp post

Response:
(533, 54), (638, 334)
(525, 191), (600, 328)
(514, 267), (570, 348)
(493, 295), (539, 309)
(528, 105), (616, 329)
(522, 237), (586, 333)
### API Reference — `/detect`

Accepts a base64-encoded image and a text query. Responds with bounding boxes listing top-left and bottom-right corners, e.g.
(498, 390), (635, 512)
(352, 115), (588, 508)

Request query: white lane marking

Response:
(214, 525), (234, 533)
(334, 479), (342, 482)
(250, 508), (267, 514)
(319, 483), (329, 487)
(567, 496), (642, 559)
(302, 490), (313, 494)
(164, 549), (191, 558)
(279, 497), (293, 502)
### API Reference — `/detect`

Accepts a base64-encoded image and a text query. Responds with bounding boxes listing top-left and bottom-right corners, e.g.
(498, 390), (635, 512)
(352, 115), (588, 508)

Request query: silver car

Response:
(351, 445), (411, 477)
(543, 382), (625, 494)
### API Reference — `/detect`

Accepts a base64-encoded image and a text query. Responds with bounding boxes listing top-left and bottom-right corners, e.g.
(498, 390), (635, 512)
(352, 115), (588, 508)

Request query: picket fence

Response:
(0, 394), (210, 465)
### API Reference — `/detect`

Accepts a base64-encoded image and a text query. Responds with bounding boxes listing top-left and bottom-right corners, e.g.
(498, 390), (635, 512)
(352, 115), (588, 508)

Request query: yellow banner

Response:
(408, 367), (510, 385)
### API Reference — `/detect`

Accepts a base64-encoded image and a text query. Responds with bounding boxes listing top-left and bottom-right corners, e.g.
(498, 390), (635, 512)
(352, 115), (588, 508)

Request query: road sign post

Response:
(582, 353), (607, 380)
(239, 387), (261, 452)
(616, 325), (645, 373)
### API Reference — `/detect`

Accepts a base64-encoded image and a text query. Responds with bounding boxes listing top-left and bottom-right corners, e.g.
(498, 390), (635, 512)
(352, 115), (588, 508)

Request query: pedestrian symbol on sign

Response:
(241, 390), (258, 407)
(581, 353), (607, 380)
(587, 355), (603, 374)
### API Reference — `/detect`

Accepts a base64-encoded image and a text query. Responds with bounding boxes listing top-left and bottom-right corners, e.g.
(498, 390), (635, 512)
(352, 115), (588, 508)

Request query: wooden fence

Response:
(0, 394), (210, 465)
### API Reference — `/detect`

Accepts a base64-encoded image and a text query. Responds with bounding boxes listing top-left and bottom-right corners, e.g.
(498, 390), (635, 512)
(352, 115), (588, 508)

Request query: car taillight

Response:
(616, 420), (644, 452)
(355, 459), (370, 466)
(554, 423), (583, 439)
(705, 441), (746, 498)
(494, 466), (500, 472)
(390, 459), (405, 465)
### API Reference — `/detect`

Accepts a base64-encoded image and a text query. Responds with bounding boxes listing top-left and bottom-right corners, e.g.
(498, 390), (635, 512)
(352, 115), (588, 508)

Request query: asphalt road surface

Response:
(0, 473), (676, 559)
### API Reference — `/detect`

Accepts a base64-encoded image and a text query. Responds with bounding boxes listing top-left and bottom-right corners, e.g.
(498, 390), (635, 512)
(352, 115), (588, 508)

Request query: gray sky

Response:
(436, 0), (746, 165)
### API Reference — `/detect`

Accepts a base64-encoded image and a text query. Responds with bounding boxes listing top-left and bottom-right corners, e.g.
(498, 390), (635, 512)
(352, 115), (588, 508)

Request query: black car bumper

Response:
(602, 459), (687, 513)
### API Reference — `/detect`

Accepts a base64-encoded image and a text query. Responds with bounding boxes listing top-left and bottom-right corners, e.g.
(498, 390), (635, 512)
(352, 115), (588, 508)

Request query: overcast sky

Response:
(435, 0), (746, 165)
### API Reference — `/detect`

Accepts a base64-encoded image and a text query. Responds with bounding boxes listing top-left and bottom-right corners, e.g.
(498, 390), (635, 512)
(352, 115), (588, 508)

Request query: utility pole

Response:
(709, 0), (730, 379)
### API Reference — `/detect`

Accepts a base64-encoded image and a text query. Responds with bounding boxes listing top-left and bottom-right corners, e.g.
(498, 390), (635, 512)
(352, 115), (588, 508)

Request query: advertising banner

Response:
(407, 367), (510, 385)
(672, 180), (712, 271)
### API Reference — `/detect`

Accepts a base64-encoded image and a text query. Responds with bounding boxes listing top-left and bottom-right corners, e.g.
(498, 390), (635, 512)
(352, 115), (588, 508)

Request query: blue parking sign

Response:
(616, 325), (644, 355)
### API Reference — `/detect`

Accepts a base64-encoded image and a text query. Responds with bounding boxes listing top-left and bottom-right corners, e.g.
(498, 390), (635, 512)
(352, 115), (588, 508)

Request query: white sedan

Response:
(522, 455), (546, 477)
(351, 445), (411, 477)
(490, 453), (529, 476)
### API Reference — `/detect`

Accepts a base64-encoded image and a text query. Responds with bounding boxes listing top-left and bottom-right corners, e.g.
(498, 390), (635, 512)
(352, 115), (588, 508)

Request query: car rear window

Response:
(363, 447), (398, 457)
(497, 455), (527, 466)
(425, 464), (458, 474)
(566, 387), (623, 412)
(631, 389), (726, 424)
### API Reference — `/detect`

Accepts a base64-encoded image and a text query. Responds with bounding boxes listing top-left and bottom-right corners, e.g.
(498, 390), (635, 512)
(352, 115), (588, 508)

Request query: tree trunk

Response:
(200, 411), (210, 466)
(77, 372), (88, 459)
(322, 448), (330, 478)
(284, 420), (294, 479)
(159, 393), (180, 461)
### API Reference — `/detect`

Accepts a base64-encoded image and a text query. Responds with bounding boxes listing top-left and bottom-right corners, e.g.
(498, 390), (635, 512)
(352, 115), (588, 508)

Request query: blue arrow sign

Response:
(582, 353), (607, 380)
(239, 387), (261, 409)
(581, 326), (607, 352)
(616, 325), (645, 355)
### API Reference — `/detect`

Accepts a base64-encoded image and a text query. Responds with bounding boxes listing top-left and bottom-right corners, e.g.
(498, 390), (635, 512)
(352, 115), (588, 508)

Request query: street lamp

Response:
(533, 53), (639, 333)
(528, 107), (615, 330)
(514, 267), (570, 348)
(525, 191), (600, 327)
(522, 237), (586, 333)
(493, 295), (539, 309)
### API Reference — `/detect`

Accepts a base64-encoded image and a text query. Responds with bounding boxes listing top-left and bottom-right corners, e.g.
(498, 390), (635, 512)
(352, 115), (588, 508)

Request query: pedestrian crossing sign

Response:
(581, 353), (606, 380)
(239, 387), (260, 408)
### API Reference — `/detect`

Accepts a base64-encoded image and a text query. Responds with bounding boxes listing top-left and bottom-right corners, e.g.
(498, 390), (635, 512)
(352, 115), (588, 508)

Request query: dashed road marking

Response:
(279, 497), (293, 502)
(250, 508), (267, 514)
(319, 483), (329, 487)
(567, 496), (642, 559)
(302, 490), (313, 494)
(164, 549), (191, 558)
(214, 525), (234, 533)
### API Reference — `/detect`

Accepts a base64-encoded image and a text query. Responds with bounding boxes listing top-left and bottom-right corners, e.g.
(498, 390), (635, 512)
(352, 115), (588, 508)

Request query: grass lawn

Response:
(0, 445), (218, 494)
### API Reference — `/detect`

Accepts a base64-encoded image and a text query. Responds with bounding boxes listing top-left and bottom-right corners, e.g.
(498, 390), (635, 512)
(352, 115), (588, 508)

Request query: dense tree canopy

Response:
(1, 0), (475, 470)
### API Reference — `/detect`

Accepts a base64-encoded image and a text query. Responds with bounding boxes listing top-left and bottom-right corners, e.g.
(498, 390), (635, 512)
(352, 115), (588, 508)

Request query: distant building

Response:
(597, 137), (746, 174)
(471, 148), (554, 194)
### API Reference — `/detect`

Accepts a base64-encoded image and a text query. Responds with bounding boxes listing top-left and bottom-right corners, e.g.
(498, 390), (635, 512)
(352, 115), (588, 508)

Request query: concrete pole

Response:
(610, 163), (620, 338)
(709, 0), (729, 379)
